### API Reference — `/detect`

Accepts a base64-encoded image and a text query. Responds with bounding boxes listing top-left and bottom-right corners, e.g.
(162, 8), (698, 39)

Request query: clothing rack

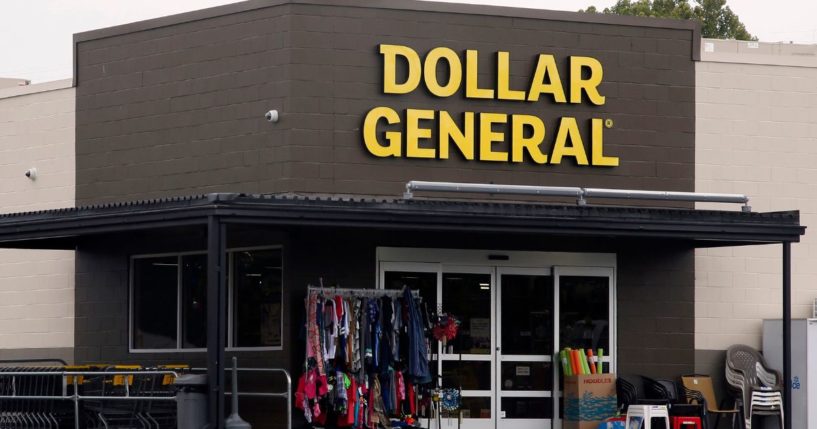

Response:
(307, 285), (420, 299)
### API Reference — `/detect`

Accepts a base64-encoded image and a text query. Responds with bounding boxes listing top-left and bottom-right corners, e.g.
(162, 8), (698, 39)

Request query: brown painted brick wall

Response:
(75, 5), (292, 204)
(75, 0), (696, 205)
(617, 244), (695, 378)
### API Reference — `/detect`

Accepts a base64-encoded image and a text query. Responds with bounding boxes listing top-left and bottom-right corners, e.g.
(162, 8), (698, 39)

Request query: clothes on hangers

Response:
(297, 286), (431, 429)
(403, 287), (431, 385)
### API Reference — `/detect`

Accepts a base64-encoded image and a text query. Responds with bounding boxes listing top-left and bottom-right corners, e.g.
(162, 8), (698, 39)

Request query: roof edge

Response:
(0, 78), (73, 100)
(0, 194), (804, 247)
(71, 0), (701, 69)
(73, 0), (699, 44)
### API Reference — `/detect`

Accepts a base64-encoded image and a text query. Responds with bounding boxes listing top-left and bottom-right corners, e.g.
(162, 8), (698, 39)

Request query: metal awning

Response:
(0, 192), (805, 429)
(0, 192), (805, 248)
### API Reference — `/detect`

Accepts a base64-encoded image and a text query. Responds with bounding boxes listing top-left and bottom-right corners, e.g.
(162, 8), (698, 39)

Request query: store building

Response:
(0, 1), (808, 429)
(0, 79), (75, 363)
(694, 39), (817, 387)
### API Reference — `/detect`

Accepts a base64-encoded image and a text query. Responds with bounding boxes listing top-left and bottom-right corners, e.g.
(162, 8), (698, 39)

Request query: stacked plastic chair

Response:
(725, 344), (784, 429)
(616, 375), (679, 428)
(643, 378), (705, 424)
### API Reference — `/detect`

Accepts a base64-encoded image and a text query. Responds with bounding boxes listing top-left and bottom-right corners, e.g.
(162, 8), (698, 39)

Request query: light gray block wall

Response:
(695, 39), (817, 375)
(0, 79), (75, 362)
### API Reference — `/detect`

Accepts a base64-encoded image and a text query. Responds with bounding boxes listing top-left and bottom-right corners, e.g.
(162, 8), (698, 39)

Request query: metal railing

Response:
(403, 180), (752, 212)
(0, 366), (292, 429)
(0, 369), (178, 429)
(193, 367), (293, 429)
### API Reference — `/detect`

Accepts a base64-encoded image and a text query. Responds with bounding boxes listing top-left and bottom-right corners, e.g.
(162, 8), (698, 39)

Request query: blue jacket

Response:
(404, 287), (431, 384)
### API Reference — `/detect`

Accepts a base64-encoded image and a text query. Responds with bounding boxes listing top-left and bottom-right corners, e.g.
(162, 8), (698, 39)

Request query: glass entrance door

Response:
(440, 269), (494, 429)
(379, 252), (615, 429)
(497, 269), (554, 429)
(553, 267), (615, 429)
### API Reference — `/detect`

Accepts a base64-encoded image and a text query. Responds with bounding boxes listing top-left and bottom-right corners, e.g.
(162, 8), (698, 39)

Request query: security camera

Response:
(264, 110), (279, 123)
(24, 168), (37, 180)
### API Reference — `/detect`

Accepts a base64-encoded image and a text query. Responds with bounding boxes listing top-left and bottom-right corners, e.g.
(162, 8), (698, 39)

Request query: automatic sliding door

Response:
(440, 270), (494, 429)
(497, 269), (554, 429)
(553, 267), (615, 429)
(379, 255), (615, 429)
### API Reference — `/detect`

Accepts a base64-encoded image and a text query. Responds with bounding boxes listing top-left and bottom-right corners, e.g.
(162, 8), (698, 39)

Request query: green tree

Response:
(580, 0), (756, 40)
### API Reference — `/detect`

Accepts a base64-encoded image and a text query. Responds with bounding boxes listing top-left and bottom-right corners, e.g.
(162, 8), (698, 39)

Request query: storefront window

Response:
(383, 271), (437, 310)
(559, 276), (610, 352)
(442, 273), (492, 355)
(233, 249), (283, 347)
(181, 254), (207, 348)
(130, 247), (283, 351)
(132, 256), (178, 349)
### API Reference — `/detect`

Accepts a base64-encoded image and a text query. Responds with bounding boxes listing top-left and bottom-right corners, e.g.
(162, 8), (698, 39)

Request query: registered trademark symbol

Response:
(605, 119), (614, 128)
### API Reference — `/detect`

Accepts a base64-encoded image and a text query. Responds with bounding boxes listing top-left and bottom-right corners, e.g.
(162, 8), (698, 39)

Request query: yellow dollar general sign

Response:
(362, 44), (619, 167)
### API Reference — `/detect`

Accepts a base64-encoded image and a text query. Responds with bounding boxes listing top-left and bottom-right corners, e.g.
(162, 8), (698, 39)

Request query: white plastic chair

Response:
(625, 404), (670, 429)
(725, 346), (785, 429)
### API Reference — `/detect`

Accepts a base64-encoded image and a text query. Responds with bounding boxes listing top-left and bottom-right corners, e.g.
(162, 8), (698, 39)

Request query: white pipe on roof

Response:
(404, 180), (752, 212)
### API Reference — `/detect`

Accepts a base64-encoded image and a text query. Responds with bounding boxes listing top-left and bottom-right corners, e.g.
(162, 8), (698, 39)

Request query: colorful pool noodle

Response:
(587, 349), (596, 374)
(579, 349), (588, 375)
(561, 349), (571, 376)
(597, 348), (604, 374)
(571, 349), (581, 375)
(574, 349), (582, 375)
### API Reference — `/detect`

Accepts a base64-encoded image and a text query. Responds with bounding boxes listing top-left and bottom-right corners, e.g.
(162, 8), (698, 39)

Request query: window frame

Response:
(128, 245), (283, 353)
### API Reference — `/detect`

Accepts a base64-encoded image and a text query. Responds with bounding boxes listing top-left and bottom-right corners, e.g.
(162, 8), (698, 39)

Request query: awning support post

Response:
(207, 216), (227, 429)
(783, 241), (792, 429)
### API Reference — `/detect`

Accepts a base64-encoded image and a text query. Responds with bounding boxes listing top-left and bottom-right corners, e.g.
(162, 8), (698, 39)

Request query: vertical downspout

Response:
(783, 241), (792, 429)
(207, 216), (228, 429)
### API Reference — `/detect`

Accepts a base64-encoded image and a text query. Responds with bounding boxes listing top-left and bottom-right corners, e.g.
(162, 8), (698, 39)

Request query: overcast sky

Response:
(2, 0), (816, 83)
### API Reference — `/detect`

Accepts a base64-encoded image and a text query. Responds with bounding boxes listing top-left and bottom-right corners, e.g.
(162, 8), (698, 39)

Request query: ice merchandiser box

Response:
(762, 319), (817, 428)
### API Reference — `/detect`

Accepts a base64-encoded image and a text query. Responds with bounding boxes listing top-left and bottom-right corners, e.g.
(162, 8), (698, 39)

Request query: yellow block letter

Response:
(381, 44), (421, 94)
(497, 51), (525, 101)
(511, 114), (547, 164)
(569, 56), (605, 105)
(591, 118), (618, 166)
(465, 50), (495, 99)
(424, 47), (462, 98)
(439, 111), (475, 160)
(363, 106), (402, 157)
(528, 54), (566, 103)
(406, 109), (436, 159)
(479, 113), (508, 162)
(551, 117), (589, 165)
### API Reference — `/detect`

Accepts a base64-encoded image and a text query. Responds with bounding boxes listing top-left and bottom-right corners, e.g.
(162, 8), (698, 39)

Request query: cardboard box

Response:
(563, 374), (617, 429)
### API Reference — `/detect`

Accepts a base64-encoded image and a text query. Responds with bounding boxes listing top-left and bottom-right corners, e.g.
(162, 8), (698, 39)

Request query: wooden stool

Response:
(626, 405), (671, 429)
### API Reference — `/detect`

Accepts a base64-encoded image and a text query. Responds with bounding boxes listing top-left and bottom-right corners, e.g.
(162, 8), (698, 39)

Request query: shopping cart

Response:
(0, 365), (74, 428)
(80, 365), (179, 429)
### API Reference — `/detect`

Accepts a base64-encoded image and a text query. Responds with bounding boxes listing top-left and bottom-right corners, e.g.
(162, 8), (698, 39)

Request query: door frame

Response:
(376, 248), (617, 429)
(496, 266), (553, 429)
(552, 265), (617, 429)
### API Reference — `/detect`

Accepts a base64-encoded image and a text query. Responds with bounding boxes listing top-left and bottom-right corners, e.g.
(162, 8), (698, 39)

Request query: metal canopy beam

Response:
(206, 216), (227, 429)
(209, 207), (802, 244)
(0, 212), (210, 245)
